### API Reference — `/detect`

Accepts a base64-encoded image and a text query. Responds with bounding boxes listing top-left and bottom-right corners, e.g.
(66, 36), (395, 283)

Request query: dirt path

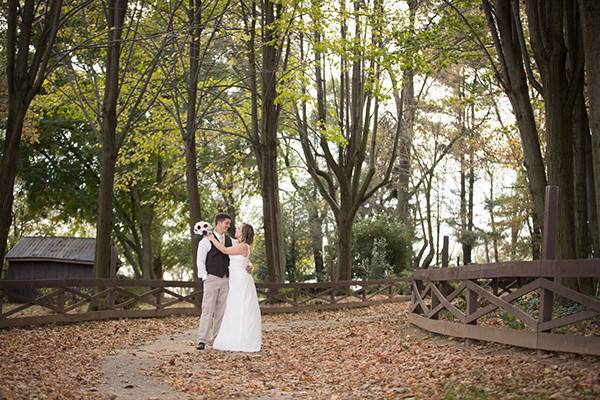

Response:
(2, 302), (597, 399)
(97, 314), (391, 400)
(98, 329), (195, 400)
(95, 303), (600, 399)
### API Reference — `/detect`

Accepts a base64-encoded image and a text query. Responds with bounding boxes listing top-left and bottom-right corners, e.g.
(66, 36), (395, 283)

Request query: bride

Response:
(207, 223), (262, 352)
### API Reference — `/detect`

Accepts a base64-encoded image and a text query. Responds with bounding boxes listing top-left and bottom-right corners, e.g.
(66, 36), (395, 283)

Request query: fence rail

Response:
(408, 186), (600, 356)
(410, 259), (600, 356)
(0, 278), (410, 328)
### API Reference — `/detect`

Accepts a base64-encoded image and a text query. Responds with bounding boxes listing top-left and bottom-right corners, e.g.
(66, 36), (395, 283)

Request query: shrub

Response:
(352, 216), (412, 279)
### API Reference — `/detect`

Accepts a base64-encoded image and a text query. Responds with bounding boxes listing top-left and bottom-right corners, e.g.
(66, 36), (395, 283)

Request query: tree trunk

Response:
(489, 172), (500, 262)
(525, 0), (576, 260)
(573, 93), (590, 258)
(259, 167), (286, 282)
(421, 177), (435, 268)
(460, 153), (471, 265)
(0, 105), (26, 265)
(309, 206), (325, 281)
(185, 0), (202, 281)
(586, 134), (600, 257)
(467, 150), (475, 263)
(132, 188), (154, 279)
(260, 0), (286, 282)
(483, 0), (547, 255)
(396, 0), (417, 223)
(396, 70), (414, 224)
(336, 213), (354, 281)
(1, 0), (64, 265)
(580, 0), (600, 258)
(95, 0), (127, 278)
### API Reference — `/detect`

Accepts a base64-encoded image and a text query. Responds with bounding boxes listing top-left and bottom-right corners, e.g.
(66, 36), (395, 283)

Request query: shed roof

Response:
(5, 237), (96, 265)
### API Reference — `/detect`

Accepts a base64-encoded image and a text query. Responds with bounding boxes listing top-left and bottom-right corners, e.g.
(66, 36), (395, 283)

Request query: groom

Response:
(196, 212), (233, 350)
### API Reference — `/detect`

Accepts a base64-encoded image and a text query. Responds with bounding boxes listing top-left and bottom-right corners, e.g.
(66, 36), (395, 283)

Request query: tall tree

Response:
(56, 1), (177, 277)
(238, 0), (289, 282)
(184, 0), (204, 278)
(1, 0), (86, 265)
(156, 0), (231, 279)
(294, 0), (401, 280)
(579, 0), (600, 258)
(395, 0), (418, 224)
(94, 0), (128, 278)
(481, 0), (546, 255)
(524, 0), (582, 259)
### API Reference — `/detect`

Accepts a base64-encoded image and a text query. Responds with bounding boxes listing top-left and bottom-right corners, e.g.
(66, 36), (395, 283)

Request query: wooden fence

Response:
(409, 187), (600, 356)
(0, 278), (410, 329)
(410, 259), (600, 356)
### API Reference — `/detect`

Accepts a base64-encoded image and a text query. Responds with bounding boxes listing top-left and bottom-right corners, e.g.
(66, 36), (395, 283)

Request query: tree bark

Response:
(525, 0), (577, 260)
(258, 0), (286, 282)
(132, 187), (154, 279)
(0, 105), (25, 266)
(460, 153), (470, 265)
(488, 172), (500, 262)
(336, 212), (353, 281)
(482, 0), (546, 255)
(309, 206), (325, 280)
(185, 0), (203, 281)
(421, 176), (435, 268)
(586, 133), (600, 257)
(573, 93), (590, 258)
(95, 0), (127, 278)
(396, 0), (418, 223)
(579, 0), (600, 258)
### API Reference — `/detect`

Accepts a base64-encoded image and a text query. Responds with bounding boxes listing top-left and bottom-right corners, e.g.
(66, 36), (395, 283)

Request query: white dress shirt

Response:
(196, 232), (235, 280)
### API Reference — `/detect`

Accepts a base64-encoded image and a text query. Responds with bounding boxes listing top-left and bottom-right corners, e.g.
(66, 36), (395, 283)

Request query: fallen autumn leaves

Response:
(1, 302), (599, 399)
(152, 303), (600, 399)
(0, 315), (193, 399)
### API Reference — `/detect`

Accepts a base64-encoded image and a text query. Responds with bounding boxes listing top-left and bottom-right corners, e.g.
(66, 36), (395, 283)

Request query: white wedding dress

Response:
(213, 245), (262, 352)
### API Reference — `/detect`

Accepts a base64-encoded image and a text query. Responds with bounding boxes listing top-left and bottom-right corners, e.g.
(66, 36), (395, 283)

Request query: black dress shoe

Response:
(196, 342), (205, 350)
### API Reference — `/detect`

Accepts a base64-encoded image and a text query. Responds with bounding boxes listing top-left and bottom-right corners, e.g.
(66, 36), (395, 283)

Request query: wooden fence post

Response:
(428, 236), (449, 319)
(57, 288), (65, 314)
(466, 283), (477, 325)
(441, 236), (449, 268)
(539, 186), (558, 331)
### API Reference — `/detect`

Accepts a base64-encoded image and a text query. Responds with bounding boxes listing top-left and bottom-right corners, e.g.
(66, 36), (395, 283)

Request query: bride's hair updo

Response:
(241, 223), (255, 245)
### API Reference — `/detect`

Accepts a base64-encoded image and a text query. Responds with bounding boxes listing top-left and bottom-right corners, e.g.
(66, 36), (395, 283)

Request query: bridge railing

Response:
(0, 278), (410, 329)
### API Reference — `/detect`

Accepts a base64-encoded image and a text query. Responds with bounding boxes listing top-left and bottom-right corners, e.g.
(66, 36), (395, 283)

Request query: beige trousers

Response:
(197, 274), (229, 344)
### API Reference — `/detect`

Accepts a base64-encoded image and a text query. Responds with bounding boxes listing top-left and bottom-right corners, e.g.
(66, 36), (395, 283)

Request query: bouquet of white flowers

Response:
(193, 221), (213, 236)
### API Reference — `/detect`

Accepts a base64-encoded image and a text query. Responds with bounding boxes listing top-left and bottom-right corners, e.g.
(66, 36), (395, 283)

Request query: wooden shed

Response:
(4, 237), (117, 301)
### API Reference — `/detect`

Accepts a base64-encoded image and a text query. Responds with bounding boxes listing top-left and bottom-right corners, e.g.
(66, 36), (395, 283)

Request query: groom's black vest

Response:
(206, 233), (232, 278)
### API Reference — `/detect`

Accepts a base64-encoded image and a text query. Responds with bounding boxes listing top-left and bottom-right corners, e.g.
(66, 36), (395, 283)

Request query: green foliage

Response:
(354, 238), (392, 280)
(352, 216), (412, 279)
(19, 113), (99, 226)
(443, 383), (494, 400)
(499, 293), (538, 330)
(500, 312), (526, 330)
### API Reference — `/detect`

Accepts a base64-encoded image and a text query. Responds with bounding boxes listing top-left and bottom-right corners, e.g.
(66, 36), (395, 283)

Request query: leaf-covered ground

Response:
(152, 303), (600, 399)
(0, 316), (193, 399)
(1, 302), (599, 399)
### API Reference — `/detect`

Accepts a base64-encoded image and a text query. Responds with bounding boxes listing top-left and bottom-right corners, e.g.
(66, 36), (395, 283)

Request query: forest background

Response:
(1, 0), (599, 288)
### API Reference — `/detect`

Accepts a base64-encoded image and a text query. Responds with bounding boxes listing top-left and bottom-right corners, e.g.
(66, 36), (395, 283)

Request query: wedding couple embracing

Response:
(195, 212), (262, 352)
